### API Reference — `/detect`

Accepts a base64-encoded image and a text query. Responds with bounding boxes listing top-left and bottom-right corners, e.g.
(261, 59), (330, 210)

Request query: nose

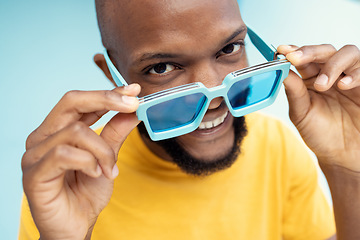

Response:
(191, 61), (223, 88)
(208, 97), (224, 110)
(190, 61), (225, 110)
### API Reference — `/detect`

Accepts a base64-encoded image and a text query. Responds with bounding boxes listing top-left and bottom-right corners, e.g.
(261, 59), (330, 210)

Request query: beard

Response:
(137, 116), (248, 177)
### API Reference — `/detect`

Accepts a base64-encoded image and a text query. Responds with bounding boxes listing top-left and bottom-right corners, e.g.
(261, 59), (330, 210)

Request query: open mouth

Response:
(198, 111), (229, 130)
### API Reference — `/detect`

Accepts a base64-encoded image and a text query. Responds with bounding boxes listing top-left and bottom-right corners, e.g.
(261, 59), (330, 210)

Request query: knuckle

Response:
(21, 151), (31, 171)
(326, 61), (341, 72)
(344, 44), (358, 51)
(343, 45), (360, 57)
(51, 144), (71, 159)
(300, 44), (337, 59)
(298, 45), (315, 59)
(103, 90), (120, 102)
(102, 144), (116, 160)
(25, 130), (37, 150)
(51, 144), (89, 169)
(344, 45), (360, 65)
(62, 90), (82, 103)
(322, 44), (336, 51)
(69, 121), (88, 134)
(352, 45), (360, 57)
(297, 45), (310, 53)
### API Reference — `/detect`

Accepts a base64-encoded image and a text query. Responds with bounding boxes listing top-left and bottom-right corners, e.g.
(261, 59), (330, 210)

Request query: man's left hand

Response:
(277, 44), (360, 170)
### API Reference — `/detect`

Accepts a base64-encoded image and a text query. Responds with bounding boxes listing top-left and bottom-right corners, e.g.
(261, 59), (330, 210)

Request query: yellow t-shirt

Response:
(19, 113), (335, 239)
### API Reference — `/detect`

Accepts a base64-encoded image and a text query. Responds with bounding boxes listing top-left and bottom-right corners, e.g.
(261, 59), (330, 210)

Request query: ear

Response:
(94, 53), (117, 87)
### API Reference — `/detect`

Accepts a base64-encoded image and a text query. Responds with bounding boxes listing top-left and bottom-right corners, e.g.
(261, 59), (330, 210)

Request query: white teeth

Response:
(213, 117), (222, 127)
(198, 111), (228, 130)
(205, 121), (213, 128)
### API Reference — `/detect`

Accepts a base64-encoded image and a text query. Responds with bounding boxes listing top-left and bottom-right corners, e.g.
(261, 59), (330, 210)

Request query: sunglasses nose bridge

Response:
(206, 85), (227, 100)
(206, 85), (228, 109)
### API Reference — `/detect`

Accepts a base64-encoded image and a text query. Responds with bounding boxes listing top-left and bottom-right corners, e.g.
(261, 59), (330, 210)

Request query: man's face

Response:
(99, 0), (248, 166)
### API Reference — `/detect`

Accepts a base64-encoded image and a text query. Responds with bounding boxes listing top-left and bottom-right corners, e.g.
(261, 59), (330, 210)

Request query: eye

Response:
(149, 63), (176, 75)
(219, 42), (244, 56)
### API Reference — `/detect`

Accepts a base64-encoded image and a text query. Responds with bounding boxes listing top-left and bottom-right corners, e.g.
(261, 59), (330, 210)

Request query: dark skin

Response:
(97, 0), (248, 162)
(21, 0), (360, 239)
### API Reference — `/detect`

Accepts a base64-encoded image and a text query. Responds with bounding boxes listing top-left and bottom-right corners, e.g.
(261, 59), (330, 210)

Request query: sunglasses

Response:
(104, 27), (291, 141)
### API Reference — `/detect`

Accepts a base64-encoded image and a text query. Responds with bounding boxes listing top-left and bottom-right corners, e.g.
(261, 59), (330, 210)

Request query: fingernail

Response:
(123, 85), (132, 91)
(95, 165), (102, 176)
(340, 76), (353, 85)
(122, 95), (137, 105)
(315, 74), (329, 86)
(112, 164), (119, 178)
(124, 84), (138, 91)
(279, 45), (296, 50)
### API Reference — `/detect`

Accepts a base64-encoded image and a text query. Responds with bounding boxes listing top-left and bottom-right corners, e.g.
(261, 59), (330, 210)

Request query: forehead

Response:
(105, 0), (244, 63)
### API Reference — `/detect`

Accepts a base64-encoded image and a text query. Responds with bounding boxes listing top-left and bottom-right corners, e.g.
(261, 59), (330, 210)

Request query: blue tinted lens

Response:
(227, 70), (280, 109)
(147, 93), (206, 132)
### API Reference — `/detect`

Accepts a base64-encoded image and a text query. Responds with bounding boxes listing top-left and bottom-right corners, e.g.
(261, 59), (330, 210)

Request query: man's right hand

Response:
(21, 84), (141, 240)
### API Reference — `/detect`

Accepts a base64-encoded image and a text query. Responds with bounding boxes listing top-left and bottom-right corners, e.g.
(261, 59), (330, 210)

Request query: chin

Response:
(178, 127), (235, 162)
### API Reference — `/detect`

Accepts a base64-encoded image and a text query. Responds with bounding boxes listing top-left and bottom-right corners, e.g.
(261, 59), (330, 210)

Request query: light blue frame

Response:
(104, 27), (291, 141)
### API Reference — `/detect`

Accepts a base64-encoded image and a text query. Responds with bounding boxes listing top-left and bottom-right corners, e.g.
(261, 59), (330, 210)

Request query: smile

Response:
(198, 111), (229, 130)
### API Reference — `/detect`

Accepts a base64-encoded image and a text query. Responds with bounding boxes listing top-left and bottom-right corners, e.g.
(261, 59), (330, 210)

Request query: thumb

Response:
(283, 70), (311, 125)
(100, 112), (140, 158)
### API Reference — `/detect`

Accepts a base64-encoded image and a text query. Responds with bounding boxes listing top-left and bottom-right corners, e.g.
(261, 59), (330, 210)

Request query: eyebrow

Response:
(221, 26), (247, 46)
(138, 53), (183, 63)
(134, 25), (247, 66)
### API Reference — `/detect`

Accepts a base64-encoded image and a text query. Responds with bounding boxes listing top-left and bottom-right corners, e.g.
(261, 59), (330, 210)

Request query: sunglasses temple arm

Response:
(247, 27), (278, 61)
(103, 50), (129, 87)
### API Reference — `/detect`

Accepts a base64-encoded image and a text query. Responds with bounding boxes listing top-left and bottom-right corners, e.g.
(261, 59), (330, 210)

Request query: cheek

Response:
(229, 51), (249, 71)
(241, 51), (249, 68)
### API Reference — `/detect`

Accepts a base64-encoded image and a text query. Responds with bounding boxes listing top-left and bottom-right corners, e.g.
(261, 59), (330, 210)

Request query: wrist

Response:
(319, 161), (360, 239)
(319, 160), (360, 204)
(38, 218), (98, 240)
(319, 160), (360, 181)
(84, 218), (98, 240)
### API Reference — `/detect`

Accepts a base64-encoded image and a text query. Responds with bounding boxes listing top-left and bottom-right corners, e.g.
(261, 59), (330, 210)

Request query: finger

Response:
(314, 45), (360, 91)
(45, 85), (140, 131)
(279, 44), (336, 79)
(26, 84), (141, 149)
(277, 44), (299, 55)
(79, 84), (142, 125)
(284, 44), (337, 65)
(338, 67), (360, 90)
(23, 144), (102, 190)
(283, 70), (311, 125)
(23, 122), (116, 179)
(79, 109), (109, 126)
(100, 112), (140, 157)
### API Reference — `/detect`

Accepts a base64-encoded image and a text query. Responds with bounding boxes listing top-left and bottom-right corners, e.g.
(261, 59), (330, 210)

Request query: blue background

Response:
(1, 0), (359, 238)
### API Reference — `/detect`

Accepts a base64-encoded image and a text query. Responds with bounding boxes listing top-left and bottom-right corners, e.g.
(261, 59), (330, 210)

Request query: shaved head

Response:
(95, 0), (242, 77)
(96, 0), (239, 48)
(95, 0), (129, 49)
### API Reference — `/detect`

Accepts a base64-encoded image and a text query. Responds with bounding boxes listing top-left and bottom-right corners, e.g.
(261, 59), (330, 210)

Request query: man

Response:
(19, 0), (360, 239)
